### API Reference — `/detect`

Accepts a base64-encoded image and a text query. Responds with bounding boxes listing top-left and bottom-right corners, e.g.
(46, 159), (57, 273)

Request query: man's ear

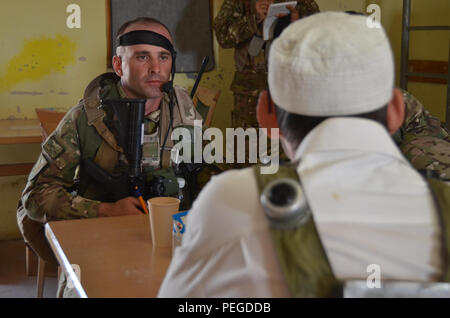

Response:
(112, 55), (123, 77)
(386, 88), (405, 135)
(257, 91), (280, 138)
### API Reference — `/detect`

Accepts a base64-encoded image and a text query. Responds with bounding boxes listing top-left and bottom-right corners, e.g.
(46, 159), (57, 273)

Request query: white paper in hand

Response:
(267, 1), (297, 17)
(263, 1), (297, 40)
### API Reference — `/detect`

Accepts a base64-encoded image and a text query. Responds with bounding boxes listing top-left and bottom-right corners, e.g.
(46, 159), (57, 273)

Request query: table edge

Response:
(45, 222), (88, 298)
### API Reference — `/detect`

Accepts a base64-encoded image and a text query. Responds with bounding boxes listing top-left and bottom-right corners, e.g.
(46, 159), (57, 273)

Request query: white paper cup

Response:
(148, 197), (180, 248)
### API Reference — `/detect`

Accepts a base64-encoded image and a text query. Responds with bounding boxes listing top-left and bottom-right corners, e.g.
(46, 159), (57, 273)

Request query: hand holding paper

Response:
(255, 0), (273, 23)
(263, 1), (297, 40)
(267, 1), (297, 17)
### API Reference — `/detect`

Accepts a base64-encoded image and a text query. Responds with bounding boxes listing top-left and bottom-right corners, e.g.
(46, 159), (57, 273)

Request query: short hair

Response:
(344, 11), (365, 16)
(274, 98), (388, 150)
(116, 17), (172, 40)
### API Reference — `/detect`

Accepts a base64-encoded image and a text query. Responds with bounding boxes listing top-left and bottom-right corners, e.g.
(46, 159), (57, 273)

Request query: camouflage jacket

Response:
(18, 73), (202, 227)
(394, 89), (450, 180)
(213, 0), (319, 95)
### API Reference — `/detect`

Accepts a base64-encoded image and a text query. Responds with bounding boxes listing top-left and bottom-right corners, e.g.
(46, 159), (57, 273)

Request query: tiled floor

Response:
(0, 239), (58, 298)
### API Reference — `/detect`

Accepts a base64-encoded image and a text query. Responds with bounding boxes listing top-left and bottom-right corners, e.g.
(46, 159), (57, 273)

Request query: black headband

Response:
(118, 30), (176, 56)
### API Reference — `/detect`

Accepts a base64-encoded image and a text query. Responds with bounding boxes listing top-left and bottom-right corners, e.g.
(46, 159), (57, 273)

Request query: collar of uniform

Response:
(116, 81), (161, 122)
(162, 90), (171, 104)
(294, 117), (407, 163)
(116, 81), (128, 99)
(154, 90), (172, 122)
(146, 109), (161, 122)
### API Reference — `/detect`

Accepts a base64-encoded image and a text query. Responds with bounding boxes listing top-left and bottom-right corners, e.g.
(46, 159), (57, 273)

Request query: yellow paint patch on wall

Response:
(0, 35), (77, 92)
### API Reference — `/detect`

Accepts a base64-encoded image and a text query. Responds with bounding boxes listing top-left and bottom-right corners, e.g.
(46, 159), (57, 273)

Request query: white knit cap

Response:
(268, 11), (394, 116)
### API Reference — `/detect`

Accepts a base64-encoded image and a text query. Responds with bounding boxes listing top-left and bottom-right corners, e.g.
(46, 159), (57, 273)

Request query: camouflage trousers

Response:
(230, 93), (287, 168)
(229, 93), (261, 168)
(56, 271), (80, 298)
(232, 93), (259, 130)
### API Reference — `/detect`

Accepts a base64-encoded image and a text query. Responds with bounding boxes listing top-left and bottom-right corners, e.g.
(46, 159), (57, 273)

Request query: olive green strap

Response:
(94, 140), (118, 174)
(91, 117), (123, 154)
(270, 222), (342, 297)
(427, 177), (450, 282)
(253, 164), (342, 297)
(84, 95), (123, 154)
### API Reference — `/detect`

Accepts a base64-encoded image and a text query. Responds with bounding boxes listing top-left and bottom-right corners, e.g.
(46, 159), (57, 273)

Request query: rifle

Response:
(190, 56), (209, 99)
(81, 76), (220, 208)
(83, 98), (146, 202)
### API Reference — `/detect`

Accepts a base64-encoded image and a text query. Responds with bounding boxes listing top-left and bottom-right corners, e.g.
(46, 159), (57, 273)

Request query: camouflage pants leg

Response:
(16, 207), (58, 266)
(230, 93), (288, 168)
(229, 94), (259, 168)
(232, 93), (259, 130)
(56, 270), (80, 298)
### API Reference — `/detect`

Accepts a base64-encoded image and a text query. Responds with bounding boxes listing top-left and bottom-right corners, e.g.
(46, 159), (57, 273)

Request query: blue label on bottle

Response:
(173, 210), (189, 234)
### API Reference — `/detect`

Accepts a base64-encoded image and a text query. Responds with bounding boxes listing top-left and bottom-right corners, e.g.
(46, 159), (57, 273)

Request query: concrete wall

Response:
(0, 0), (108, 119)
(0, 0), (108, 240)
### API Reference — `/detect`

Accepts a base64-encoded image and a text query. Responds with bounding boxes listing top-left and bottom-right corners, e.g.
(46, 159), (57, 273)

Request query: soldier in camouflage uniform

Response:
(213, 0), (319, 165)
(394, 89), (450, 181)
(16, 18), (203, 273)
(213, 0), (319, 129)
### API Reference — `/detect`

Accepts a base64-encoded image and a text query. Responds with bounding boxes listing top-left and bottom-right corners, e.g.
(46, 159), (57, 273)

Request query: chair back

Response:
(192, 87), (221, 128)
(35, 109), (66, 140)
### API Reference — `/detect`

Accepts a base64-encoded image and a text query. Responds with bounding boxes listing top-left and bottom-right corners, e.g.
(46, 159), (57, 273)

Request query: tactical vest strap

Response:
(81, 134), (121, 200)
(84, 97), (104, 123)
(94, 140), (118, 174)
(253, 164), (342, 297)
(78, 94), (122, 198)
(91, 120), (123, 153)
(83, 97), (123, 154)
(427, 178), (450, 282)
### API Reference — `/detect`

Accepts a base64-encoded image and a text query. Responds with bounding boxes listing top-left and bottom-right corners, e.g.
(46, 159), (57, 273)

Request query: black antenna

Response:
(190, 56), (209, 98)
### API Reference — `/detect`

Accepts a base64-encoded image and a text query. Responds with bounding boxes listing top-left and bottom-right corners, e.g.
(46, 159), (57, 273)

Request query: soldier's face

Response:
(114, 24), (173, 99)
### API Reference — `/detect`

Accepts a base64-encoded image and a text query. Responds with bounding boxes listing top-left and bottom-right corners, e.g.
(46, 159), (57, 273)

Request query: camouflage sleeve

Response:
(398, 90), (450, 180)
(21, 105), (100, 224)
(401, 90), (450, 141)
(296, 0), (320, 18)
(213, 0), (259, 49)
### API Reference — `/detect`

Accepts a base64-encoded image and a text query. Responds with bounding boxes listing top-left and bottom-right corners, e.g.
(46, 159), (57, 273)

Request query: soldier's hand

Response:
(287, 5), (300, 22)
(98, 197), (144, 217)
(255, 0), (273, 24)
(276, 5), (300, 22)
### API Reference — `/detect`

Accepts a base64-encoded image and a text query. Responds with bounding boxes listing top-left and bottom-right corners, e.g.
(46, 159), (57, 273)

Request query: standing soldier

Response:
(213, 0), (319, 165)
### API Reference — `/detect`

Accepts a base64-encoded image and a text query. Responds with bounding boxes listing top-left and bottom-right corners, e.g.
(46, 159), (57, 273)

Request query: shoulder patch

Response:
(43, 136), (65, 161)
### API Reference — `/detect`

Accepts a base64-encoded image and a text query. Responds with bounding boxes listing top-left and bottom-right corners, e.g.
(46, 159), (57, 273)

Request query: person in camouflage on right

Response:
(394, 89), (450, 181)
(214, 2), (450, 178)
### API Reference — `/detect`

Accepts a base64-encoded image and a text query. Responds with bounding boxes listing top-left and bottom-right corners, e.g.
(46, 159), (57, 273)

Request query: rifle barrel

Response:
(191, 56), (209, 99)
